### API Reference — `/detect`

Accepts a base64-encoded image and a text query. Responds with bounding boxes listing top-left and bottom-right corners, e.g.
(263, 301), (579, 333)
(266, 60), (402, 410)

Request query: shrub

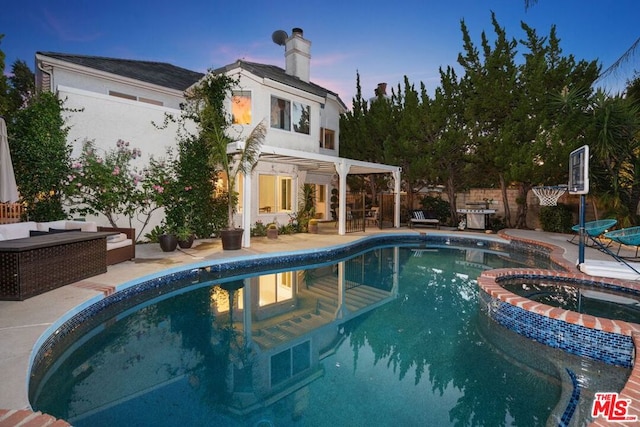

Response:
(250, 221), (267, 237)
(538, 203), (574, 233)
(420, 196), (450, 224)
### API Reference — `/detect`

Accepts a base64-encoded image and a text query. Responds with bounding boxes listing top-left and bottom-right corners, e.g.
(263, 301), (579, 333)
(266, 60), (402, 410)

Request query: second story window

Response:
(108, 90), (163, 106)
(320, 128), (335, 150)
(292, 101), (310, 135)
(232, 90), (251, 125)
(270, 96), (291, 130)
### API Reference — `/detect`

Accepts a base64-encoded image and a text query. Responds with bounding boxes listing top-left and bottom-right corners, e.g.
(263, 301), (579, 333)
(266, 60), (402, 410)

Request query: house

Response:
(35, 28), (401, 247)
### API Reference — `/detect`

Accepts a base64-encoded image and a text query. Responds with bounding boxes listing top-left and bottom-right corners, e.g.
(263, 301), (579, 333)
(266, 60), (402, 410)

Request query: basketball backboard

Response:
(569, 145), (589, 195)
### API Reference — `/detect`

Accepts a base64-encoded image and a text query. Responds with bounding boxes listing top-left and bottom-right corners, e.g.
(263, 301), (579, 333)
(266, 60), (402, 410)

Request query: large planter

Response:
(308, 223), (319, 234)
(159, 234), (178, 252)
(267, 228), (278, 239)
(220, 228), (244, 250)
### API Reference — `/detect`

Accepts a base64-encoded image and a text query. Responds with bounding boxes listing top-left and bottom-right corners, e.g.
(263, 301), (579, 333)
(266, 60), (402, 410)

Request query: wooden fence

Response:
(0, 203), (24, 224)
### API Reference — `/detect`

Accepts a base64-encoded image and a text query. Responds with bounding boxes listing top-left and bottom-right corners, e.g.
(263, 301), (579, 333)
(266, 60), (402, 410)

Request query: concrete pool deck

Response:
(0, 226), (638, 426)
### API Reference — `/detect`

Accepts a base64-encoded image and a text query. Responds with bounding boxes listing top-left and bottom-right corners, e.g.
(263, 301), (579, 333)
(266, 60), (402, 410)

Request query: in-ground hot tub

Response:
(478, 269), (640, 367)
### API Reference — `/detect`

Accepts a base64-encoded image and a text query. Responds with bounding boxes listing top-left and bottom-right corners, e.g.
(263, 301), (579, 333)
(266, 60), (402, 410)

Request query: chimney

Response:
(285, 27), (311, 82)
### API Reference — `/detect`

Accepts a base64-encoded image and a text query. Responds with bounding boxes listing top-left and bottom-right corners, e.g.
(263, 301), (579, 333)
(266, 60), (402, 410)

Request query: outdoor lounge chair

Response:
(409, 210), (440, 229)
(568, 219), (617, 247)
(604, 226), (640, 258)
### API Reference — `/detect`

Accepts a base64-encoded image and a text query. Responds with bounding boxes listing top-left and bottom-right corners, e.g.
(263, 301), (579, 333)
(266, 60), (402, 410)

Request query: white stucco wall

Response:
(59, 85), (185, 161)
(58, 85), (190, 236)
(228, 70), (339, 156)
(51, 67), (185, 109)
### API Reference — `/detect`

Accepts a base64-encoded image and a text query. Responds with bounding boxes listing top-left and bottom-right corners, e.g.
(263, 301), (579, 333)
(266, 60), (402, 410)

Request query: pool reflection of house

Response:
(205, 246), (400, 415)
(59, 247), (401, 423)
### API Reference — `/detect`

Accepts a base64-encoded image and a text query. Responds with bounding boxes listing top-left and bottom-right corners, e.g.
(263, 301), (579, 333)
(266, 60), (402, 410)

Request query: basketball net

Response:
(532, 185), (567, 206)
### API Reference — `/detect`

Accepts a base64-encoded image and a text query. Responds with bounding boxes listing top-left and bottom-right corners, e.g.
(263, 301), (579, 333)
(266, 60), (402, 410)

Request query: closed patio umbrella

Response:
(0, 116), (19, 202)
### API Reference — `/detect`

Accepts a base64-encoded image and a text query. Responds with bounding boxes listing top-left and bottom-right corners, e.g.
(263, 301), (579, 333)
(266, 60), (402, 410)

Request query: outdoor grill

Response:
(457, 202), (496, 230)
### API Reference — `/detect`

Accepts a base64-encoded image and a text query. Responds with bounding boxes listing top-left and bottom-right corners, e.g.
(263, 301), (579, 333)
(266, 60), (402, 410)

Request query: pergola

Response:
(229, 142), (402, 248)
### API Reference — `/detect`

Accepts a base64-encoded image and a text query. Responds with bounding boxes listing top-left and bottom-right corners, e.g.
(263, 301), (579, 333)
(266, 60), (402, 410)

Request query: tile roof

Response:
(37, 52), (204, 91)
(214, 60), (347, 110)
(37, 53), (346, 110)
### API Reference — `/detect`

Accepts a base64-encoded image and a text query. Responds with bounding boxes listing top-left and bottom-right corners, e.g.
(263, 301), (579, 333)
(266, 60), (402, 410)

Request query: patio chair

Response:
(568, 219), (617, 247)
(604, 226), (640, 258)
(366, 207), (379, 226)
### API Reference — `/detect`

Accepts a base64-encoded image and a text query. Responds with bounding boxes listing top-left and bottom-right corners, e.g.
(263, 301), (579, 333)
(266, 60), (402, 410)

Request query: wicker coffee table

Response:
(0, 231), (114, 300)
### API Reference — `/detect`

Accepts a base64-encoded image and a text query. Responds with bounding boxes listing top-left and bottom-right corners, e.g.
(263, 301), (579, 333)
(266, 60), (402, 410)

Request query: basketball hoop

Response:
(532, 185), (568, 206)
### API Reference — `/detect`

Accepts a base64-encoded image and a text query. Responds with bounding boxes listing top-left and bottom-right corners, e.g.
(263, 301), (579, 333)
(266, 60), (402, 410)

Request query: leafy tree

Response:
(0, 34), (9, 117)
(457, 13), (519, 226)
(340, 73), (391, 205)
(8, 60), (35, 115)
(431, 66), (470, 223)
(10, 92), (70, 220)
(587, 91), (640, 226)
(174, 135), (222, 237)
(384, 77), (431, 210)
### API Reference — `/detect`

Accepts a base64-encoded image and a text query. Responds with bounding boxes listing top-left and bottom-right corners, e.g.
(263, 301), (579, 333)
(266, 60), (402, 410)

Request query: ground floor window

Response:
(259, 174), (293, 213)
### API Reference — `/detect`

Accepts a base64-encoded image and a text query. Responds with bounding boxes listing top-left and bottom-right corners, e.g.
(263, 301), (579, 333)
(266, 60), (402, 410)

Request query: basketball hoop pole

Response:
(579, 194), (586, 264)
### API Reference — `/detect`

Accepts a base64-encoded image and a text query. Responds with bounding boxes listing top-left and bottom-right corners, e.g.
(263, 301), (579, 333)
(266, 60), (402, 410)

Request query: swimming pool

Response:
(28, 235), (629, 426)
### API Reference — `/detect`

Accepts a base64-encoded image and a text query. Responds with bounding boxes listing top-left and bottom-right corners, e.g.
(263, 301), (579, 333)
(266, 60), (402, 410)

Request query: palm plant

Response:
(215, 120), (266, 229)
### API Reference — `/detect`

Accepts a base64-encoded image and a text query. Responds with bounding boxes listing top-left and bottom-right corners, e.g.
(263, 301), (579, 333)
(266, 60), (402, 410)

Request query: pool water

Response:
(30, 242), (629, 426)
(503, 280), (640, 324)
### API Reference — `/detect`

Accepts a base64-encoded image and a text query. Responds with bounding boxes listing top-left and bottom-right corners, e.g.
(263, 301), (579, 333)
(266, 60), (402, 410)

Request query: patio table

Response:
(0, 231), (114, 300)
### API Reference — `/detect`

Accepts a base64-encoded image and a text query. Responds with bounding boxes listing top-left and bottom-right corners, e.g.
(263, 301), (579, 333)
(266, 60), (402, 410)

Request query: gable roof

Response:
(214, 60), (347, 111)
(37, 52), (205, 91)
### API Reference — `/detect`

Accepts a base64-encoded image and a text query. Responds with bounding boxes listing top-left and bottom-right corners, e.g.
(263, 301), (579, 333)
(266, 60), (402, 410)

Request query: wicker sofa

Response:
(0, 220), (135, 265)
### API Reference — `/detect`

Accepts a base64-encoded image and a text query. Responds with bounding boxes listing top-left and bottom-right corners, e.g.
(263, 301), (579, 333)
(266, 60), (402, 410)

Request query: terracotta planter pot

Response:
(267, 228), (278, 239)
(220, 228), (244, 250)
(159, 234), (178, 252)
(308, 223), (318, 234)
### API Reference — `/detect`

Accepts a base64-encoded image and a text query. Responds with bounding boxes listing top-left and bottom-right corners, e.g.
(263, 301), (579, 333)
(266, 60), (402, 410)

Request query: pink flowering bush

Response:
(64, 139), (173, 238)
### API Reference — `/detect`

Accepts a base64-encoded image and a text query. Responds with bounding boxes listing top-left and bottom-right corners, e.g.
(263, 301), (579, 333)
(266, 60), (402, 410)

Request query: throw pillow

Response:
(48, 228), (82, 234)
(30, 230), (49, 237)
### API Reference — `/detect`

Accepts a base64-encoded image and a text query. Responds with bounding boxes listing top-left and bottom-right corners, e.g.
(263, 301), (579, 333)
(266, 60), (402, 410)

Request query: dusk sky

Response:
(1, 0), (638, 106)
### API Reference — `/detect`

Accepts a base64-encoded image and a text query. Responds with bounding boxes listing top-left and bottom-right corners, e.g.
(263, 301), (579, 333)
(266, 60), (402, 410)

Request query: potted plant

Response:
(176, 225), (195, 249)
(308, 219), (319, 234)
(158, 222), (178, 252)
(266, 223), (278, 239)
(186, 73), (266, 250)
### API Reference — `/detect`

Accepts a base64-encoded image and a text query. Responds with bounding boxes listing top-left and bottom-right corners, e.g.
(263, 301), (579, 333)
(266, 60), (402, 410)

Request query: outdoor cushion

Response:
(0, 221), (38, 240)
(107, 238), (133, 251)
(107, 233), (128, 243)
(413, 210), (425, 220)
